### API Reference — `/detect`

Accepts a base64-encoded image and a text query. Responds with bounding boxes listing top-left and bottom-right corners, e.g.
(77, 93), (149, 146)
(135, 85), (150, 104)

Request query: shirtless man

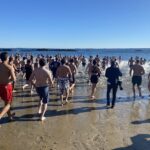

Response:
(128, 57), (134, 68)
(130, 60), (145, 98)
(56, 59), (72, 106)
(29, 58), (53, 121)
(14, 55), (21, 73)
(85, 58), (93, 83)
(68, 59), (77, 94)
(0, 52), (16, 123)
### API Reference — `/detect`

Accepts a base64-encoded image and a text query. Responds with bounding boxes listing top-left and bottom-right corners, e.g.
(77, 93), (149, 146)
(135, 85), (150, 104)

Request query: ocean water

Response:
(2, 48), (150, 60)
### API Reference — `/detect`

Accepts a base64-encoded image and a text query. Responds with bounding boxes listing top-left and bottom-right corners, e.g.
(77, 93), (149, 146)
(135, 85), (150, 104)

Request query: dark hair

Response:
(27, 59), (31, 64)
(93, 59), (97, 65)
(111, 61), (115, 67)
(61, 59), (66, 65)
(0, 52), (8, 62)
(70, 59), (74, 63)
(39, 58), (46, 67)
(9, 56), (13, 62)
(136, 60), (140, 64)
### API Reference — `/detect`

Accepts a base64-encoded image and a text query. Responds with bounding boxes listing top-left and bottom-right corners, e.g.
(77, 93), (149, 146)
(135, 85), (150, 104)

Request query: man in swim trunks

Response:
(0, 52), (16, 122)
(128, 57), (134, 68)
(56, 58), (72, 106)
(29, 58), (53, 121)
(130, 59), (145, 98)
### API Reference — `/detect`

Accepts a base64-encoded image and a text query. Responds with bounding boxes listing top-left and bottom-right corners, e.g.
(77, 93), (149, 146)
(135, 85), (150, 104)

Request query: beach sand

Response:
(0, 66), (150, 150)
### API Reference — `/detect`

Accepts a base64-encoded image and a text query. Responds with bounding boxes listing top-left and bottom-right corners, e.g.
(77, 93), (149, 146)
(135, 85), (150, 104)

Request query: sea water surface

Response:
(1, 48), (150, 60)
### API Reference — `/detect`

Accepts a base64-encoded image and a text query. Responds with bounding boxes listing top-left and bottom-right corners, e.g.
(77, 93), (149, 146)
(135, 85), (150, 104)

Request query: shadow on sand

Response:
(0, 105), (107, 124)
(113, 134), (150, 150)
(131, 119), (150, 125)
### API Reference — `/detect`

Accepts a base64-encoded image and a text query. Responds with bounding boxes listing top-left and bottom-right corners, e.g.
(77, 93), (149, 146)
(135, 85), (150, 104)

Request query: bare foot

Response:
(40, 116), (46, 121)
(91, 96), (95, 99)
(38, 109), (42, 114)
(65, 100), (69, 103)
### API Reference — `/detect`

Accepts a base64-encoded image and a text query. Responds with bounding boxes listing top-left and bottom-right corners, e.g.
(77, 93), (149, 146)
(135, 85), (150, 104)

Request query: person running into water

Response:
(130, 59), (145, 98)
(22, 59), (33, 94)
(29, 58), (53, 121)
(56, 59), (72, 106)
(0, 52), (16, 123)
(90, 59), (101, 99)
(68, 59), (77, 94)
(105, 61), (122, 108)
(49, 57), (60, 80)
(86, 58), (93, 83)
(128, 57), (134, 68)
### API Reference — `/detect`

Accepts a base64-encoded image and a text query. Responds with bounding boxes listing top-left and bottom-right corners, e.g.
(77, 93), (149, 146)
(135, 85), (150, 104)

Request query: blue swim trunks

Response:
(36, 86), (49, 104)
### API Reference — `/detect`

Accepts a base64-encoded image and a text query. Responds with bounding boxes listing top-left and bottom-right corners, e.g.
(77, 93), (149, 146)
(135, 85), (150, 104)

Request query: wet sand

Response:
(1, 69), (150, 150)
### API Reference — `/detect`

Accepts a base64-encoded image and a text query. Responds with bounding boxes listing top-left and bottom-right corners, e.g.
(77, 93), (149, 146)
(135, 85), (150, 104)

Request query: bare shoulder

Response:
(65, 65), (70, 69)
(44, 68), (51, 75)
(5, 63), (14, 71)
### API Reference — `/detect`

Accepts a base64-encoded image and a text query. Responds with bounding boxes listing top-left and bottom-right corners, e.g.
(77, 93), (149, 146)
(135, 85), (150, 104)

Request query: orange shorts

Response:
(0, 84), (13, 102)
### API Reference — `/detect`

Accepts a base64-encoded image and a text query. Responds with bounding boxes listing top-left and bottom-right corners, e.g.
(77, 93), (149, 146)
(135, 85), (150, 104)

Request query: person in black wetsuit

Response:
(105, 61), (122, 108)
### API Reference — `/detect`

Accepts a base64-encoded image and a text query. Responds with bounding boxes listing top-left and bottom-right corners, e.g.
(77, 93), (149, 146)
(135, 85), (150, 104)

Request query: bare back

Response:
(56, 65), (72, 78)
(131, 64), (145, 76)
(0, 63), (15, 84)
(30, 67), (53, 87)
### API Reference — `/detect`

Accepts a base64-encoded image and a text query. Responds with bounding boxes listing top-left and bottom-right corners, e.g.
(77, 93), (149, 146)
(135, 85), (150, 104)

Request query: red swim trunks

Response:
(0, 84), (13, 102)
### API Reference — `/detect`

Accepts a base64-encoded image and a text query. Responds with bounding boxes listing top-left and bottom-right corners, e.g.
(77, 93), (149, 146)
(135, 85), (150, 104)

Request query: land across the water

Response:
(0, 70), (150, 150)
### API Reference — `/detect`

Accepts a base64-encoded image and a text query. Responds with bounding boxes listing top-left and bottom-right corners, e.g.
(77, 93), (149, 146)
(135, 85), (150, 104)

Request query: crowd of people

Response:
(0, 52), (149, 122)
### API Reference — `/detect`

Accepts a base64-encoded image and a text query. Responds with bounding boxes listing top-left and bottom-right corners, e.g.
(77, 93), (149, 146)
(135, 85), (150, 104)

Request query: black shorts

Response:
(90, 75), (99, 84)
(132, 76), (142, 86)
(82, 62), (86, 67)
(70, 75), (75, 84)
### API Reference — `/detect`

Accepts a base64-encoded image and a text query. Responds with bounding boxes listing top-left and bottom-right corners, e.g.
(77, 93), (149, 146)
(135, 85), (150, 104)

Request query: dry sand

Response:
(0, 72), (150, 150)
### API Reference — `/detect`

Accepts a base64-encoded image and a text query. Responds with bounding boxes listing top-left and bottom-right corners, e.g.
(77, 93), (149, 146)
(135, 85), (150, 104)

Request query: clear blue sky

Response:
(0, 0), (150, 48)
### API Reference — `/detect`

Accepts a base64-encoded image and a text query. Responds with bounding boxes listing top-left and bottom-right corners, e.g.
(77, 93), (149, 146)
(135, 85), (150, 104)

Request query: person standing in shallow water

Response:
(130, 59), (145, 98)
(105, 61), (122, 108)
(29, 58), (53, 121)
(0, 52), (16, 122)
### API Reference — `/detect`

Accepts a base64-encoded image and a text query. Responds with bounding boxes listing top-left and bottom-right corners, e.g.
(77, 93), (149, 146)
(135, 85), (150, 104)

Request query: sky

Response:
(0, 0), (150, 48)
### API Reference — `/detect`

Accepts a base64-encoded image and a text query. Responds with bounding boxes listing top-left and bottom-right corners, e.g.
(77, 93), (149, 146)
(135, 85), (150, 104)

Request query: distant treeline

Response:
(0, 48), (79, 52)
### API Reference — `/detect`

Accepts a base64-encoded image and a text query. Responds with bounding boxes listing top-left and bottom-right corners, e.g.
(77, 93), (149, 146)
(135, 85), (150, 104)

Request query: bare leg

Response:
(40, 103), (47, 121)
(132, 85), (136, 98)
(30, 85), (34, 95)
(38, 100), (43, 114)
(65, 88), (70, 103)
(60, 94), (64, 106)
(22, 84), (29, 90)
(91, 84), (96, 99)
(148, 82), (150, 94)
(137, 85), (142, 97)
(70, 84), (75, 94)
(0, 102), (11, 119)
